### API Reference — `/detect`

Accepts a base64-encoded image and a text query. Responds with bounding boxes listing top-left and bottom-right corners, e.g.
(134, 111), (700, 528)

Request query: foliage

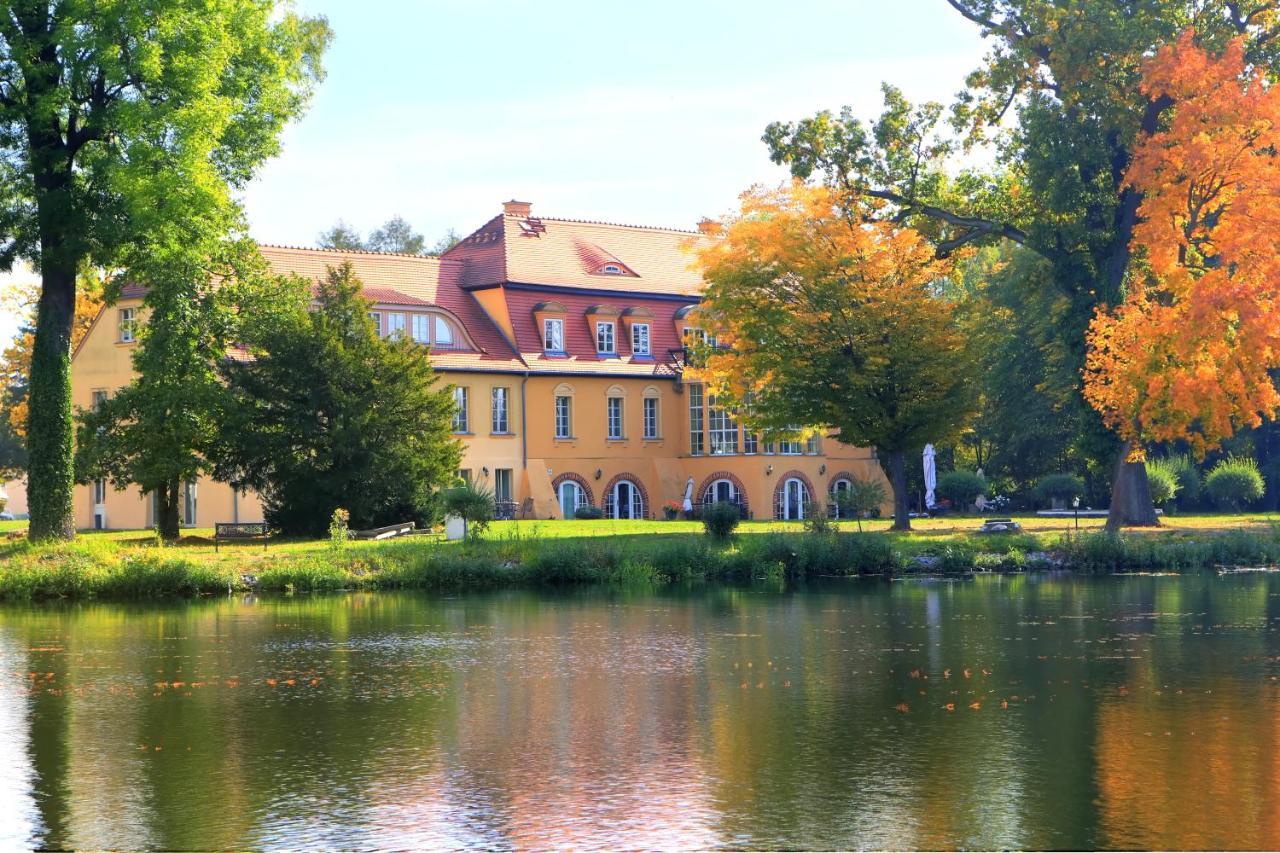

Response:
(441, 481), (495, 540)
(1205, 457), (1265, 510)
(1144, 458), (1182, 507)
(937, 470), (986, 510)
(317, 217), (458, 255)
(1164, 454), (1203, 509)
(215, 263), (462, 537)
(693, 183), (977, 531)
(761, 3), (1280, 527)
(701, 501), (741, 540)
(328, 508), (350, 551)
(1085, 33), (1280, 457)
(0, 1), (330, 539)
(1036, 474), (1085, 504)
(75, 239), (271, 540)
(573, 505), (604, 520)
(834, 476), (887, 532)
(802, 502), (835, 535)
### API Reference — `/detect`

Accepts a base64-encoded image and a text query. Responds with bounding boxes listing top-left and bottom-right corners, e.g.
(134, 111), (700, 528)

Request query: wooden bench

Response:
(351, 521), (415, 541)
(214, 522), (270, 552)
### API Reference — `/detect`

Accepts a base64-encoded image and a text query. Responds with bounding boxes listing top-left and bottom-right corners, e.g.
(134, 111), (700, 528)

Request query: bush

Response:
(834, 476), (887, 531)
(328, 508), (350, 550)
(1167, 454), (1201, 508)
(802, 501), (835, 535)
(1036, 473), (1084, 506)
(937, 470), (985, 510)
(1205, 456), (1265, 510)
(573, 505), (604, 519)
(1144, 458), (1181, 507)
(441, 481), (495, 539)
(701, 501), (741, 540)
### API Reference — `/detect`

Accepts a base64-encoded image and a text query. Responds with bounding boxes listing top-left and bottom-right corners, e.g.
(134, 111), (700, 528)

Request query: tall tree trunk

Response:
(1106, 438), (1159, 531)
(157, 479), (182, 542)
(26, 260), (77, 541)
(881, 448), (911, 531)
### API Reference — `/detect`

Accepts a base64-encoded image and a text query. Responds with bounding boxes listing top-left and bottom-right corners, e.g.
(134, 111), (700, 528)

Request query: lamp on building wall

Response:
(481, 466), (490, 478)
(765, 465), (774, 476)
(819, 464), (827, 475)
(594, 468), (603, 480)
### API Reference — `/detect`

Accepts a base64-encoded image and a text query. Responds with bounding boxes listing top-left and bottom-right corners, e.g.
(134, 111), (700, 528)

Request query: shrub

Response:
(1167, 454), (1201, 508)
(328, 508), (350, 550)
(573, 505), (604, 519)
(937, 470), (985, 510)
(834, 476), (887, 531)
(701, 501), (741, 540)
(1144, 458), (1181, 507)
(1036, 473), (1085, 506)
(441, 481), (495, 539)
(1205, 456), (1265, 510)
(802, 501), (835, 535)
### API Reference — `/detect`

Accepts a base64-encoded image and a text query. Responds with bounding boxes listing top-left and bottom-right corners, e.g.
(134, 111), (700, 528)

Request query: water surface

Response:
(3, 574), (1280, 850)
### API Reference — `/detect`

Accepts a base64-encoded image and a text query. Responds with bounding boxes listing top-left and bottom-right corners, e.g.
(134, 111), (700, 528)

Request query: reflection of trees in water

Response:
(6, 575), (1280, 849)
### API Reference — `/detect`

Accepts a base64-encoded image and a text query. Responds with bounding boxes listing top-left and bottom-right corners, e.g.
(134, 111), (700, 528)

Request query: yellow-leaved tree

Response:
(693, 183), (977, 530)
(1084, 31), (1280, 528)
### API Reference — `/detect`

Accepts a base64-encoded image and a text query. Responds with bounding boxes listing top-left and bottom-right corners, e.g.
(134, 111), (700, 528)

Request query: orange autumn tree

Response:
(693, 183), (976, 531)
(1084, 30), (1280, 528)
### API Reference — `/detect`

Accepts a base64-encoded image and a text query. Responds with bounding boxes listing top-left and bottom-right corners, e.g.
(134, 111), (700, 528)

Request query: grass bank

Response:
(3, 520), (1280, 602)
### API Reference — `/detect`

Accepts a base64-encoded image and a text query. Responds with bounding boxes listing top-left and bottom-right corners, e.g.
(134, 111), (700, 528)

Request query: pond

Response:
(2, 573), (1279, 850)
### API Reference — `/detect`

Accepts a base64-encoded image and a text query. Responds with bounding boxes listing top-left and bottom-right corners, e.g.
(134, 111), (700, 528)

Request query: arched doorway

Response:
(559, 480), (587, 518)
(776, 476), (811, 520)
(608, 479), (646, 519)
(704, 478), (737, 505)
(830, 477), (853, 518)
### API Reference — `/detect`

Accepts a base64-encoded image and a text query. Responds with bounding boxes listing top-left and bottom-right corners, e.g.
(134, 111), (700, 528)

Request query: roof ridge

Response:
(503, 214), (705, 236)
(258, 243), (459, 261)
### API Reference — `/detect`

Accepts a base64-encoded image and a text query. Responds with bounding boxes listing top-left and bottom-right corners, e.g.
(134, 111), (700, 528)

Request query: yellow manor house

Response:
(71, 200), (890, 530)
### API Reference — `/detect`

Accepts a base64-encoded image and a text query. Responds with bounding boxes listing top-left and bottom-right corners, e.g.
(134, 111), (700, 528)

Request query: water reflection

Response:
(1, 575), (1280, 849)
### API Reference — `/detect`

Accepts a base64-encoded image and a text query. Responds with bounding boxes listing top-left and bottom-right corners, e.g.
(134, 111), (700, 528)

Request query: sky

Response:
(0, 0), (989, 345)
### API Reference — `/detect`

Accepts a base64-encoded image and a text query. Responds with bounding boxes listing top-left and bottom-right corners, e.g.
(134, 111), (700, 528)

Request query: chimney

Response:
(696, 217), (721, 236)
(503, 199), (532, 218)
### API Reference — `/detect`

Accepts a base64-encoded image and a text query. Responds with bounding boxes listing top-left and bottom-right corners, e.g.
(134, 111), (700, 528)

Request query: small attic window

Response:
(594, 262), (635, 276)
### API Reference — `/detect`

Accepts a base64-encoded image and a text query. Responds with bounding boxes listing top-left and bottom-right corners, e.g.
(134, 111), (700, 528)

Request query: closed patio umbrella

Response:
(682, 477), (694, 513)
(923, 444), (937, 510)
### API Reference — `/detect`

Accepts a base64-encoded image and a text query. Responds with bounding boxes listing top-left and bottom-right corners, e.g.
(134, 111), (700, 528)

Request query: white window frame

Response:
(631, 323), (651, 356)
(554, 395), (572, 439)
(688, 383), (704, 456)
(452, 386), (469, 433)
(182, 479), (198, 527)
(369, 311), (382, 335)
(433, 316), (454, 347)
(596, 320), (616, 355)
(607, 397), (624, 439)
(412, 314), (431, 343)
(743, 432), (759, 454)
(708, 395), (738, 455)
(544, 318), (565, 353)
(386, 312), (406, 339)
(118, 308), (136, 343)
(494, 468), (513, 503)
(491, 386), (510, 434)
(643, 396), (659, 439)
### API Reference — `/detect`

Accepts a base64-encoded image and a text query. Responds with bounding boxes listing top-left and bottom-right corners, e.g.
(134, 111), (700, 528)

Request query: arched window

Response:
(434, 315), (455, 347)
(703, 478), (738, 506)
(604, 478), (646, 519)
(775, 476), (811, 520)
(559, 480), (587, 517)
(830, 477), (853, 518)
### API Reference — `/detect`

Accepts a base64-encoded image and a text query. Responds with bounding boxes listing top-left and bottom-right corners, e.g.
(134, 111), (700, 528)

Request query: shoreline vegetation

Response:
(3, 517), (1280, 602)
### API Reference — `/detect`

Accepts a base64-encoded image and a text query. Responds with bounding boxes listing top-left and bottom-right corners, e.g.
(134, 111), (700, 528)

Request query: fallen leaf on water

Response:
(945, 702), (956, 712)
(266, 678), (278, 687)
(1000, 700), (1009, 710)
(963, 669), (972, 679)
(969, 701), (982, 710)
(894, 703), (910, 713)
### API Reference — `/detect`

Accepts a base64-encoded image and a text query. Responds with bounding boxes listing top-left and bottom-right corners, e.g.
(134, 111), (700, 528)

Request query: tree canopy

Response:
(1, 1), (330, 539)
(693, 183), (976, 530)
(214, 263), (462, 536)
(317, 217), (460, 255)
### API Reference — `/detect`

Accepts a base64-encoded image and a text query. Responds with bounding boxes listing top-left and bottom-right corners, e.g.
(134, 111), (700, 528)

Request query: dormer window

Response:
(596, 320), (616, 355)
(631, 323), (650, 356)
(592, 262), (636, 276)
(544, 318), (565, 353)
(434, 316), (454, 347)
(118, 308), (137, 343)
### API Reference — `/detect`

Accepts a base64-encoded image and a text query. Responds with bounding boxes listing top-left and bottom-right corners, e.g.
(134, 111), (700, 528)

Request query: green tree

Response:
(318, 217), (455, 255)
(367, 216), (426, 254)
(762, 2), (1280, 529)
(834, 477), (887, 532)
(694, 184), (976, 531)
(215, 263), (462, 537)
(317, 220), (365, 252)
(0, 1), (330, 540)
(75, 239), (272, 541)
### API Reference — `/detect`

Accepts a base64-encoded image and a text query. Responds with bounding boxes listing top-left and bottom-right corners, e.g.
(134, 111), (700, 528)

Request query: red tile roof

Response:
(445, 212), (712, 295)
(258, 245), (526, 371)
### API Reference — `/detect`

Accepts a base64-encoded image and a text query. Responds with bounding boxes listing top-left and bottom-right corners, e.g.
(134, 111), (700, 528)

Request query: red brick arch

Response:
(697, 471), (750, 517)
(550, 472), (594, 515)
(772, 470), (817, 520)
(601, 472), (650, 519)
(827, 471), (859, 492)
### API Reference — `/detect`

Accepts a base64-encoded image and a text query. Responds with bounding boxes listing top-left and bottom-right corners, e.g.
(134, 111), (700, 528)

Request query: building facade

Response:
(70, 200), (890, 530)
